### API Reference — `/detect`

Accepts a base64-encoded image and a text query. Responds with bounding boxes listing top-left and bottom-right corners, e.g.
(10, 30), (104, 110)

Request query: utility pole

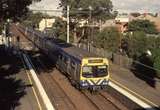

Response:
(67, 5), (70, 43)
(88, 6), (92, 52)
(44, 10), (47, 34)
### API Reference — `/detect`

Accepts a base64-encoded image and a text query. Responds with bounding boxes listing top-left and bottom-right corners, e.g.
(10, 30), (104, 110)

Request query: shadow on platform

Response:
(0, 46), (26, 110)
(131, 53), (157, 88)
(26, 49), (56, 74)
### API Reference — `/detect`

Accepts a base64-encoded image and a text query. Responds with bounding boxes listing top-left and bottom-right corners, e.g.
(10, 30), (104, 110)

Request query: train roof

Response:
(48, 38), (99, 60)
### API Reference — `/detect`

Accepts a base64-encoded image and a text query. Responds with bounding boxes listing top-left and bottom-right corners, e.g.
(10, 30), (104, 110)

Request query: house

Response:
(115, 14), (130, 23)
(39, 18), (55, 31)
(101, 19), (116, 29)
(114, 13), (160, 33)
(131, 13), (160, 33)
(78, 19), (88, 27)
(115, 14), (130, 33)
(143, 14), (160, 33)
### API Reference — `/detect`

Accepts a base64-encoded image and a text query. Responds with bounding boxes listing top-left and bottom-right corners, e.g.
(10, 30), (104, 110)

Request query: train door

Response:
(70, 60), (76, 78)
(76, 64), (81, 82)
(58, 53), (68, 73)
(57, 53), (63, 69)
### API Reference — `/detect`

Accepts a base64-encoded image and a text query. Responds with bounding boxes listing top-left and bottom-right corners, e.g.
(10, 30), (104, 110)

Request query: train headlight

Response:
(81, 80), (88, 86)
(102, 80), (108, 85)
(82, 83), (88, 86)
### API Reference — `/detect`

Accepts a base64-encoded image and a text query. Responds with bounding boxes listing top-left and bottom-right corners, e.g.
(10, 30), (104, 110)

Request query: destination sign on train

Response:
(88, 59), (103, 63)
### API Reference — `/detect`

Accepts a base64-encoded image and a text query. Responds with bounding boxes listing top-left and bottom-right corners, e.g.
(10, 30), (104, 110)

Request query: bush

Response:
(93, 27), (121, 52)
(128, 20), (158, 34)
(153, 56), (160, 77)
(125, 31), (148, 59)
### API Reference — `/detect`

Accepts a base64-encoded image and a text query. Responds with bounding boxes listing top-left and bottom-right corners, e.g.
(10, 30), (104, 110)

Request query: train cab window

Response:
(94, 65), (108, 77)
(82, 66), (93, 77)
(82, 65), (108, 78)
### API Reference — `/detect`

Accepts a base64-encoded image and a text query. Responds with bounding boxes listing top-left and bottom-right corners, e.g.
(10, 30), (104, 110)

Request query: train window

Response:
(82, 65), (108, 78)
(63, 56), (69, 64)
(58, 53), (63, 60)
(71, 61), (76, 69)
(82, 66), (92, 74)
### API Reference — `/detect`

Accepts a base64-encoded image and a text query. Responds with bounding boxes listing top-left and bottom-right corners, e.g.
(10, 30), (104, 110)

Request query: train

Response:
(19, 26), (110, 91)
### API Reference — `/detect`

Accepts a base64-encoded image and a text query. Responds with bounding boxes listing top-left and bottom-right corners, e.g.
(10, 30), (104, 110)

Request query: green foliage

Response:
(150, 40), (160, 77)
(22, 12), (44, 27)
(52, 18), (67, 41)
(130, 12), (141, 17)
(0, 23), (3, 34)
(58, 0), (114, 43)
(113, 11), (118, 18)
(59, 0), (113, 20)
(128, 20), (158, 34)
(152, 36), (160, 49)
(154, 56), (160, 77)
(0, 0), (41, 22)
(93, 27), (120, 52)
(125, 31), (149, 58)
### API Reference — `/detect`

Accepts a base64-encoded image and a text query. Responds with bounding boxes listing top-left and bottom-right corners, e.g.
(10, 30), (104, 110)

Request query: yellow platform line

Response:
(20, 54), (42, 110)
(110, 78), (159, 108)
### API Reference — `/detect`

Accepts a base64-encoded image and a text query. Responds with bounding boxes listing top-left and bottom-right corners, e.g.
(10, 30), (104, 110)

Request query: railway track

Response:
(81, 91), (123, 110)
(28, 52), (128, 110)
(11, 25), (129, 110)
(99, 92), (128, 110)
(81, 91), (104, 110)
(29, 54), (76, 110)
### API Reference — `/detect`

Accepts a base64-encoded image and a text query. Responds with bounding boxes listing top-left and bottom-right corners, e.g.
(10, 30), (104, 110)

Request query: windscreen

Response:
(82, 65), (108, 78)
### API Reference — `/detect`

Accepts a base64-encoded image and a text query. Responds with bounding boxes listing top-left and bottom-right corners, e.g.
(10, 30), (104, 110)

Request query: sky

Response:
(29, 0), (160, 16)
(29, 0), (62, 16)
(112, 0), (160, 13)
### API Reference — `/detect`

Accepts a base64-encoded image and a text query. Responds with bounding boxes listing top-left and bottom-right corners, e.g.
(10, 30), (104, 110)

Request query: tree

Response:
(128, 20), (158, 34)
(0, 0), (41, 22)
(52, 17), (67, 41)
(125, 31), (149, 59)
(59, 0), (113, 43)
(59, 0), (113, 20)
(113, 10), (118, 18)
(130, 12), (141, 17)
(93, 27), (120, 52)
(154, 56), (160, 76)
(22, 12), (46, 28)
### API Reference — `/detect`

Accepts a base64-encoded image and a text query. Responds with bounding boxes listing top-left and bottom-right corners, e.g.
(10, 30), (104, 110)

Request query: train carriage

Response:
(22, 27), (110, 91)
(46, 39), (110, 90)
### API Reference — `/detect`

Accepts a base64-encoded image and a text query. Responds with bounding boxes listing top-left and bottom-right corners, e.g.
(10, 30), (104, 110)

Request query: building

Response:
(77, 19), (88, 27)
(114, 14), (130, 33)
(114, 13), (160, 33)
(101, 19), (115, 29)
(39, 18), (55, 31)
(115, 14), (130, 23)
(130, 13), (160, 33)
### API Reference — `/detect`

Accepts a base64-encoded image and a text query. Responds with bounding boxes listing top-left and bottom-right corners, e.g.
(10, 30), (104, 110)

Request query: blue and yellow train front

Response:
(80, 58), (110, 90)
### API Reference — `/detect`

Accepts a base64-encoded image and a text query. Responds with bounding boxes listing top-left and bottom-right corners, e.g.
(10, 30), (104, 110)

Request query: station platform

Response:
(0, 46), (44, 110)
(110, 62), (160, 108)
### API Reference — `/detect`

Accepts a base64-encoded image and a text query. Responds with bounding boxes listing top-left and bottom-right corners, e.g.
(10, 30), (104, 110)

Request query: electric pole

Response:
(88, 6), (92, 52)
(67, 5), (70, 43)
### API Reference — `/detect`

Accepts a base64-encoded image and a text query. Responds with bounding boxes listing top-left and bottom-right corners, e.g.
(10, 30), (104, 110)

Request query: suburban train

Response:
(19, 26), (110, 91)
